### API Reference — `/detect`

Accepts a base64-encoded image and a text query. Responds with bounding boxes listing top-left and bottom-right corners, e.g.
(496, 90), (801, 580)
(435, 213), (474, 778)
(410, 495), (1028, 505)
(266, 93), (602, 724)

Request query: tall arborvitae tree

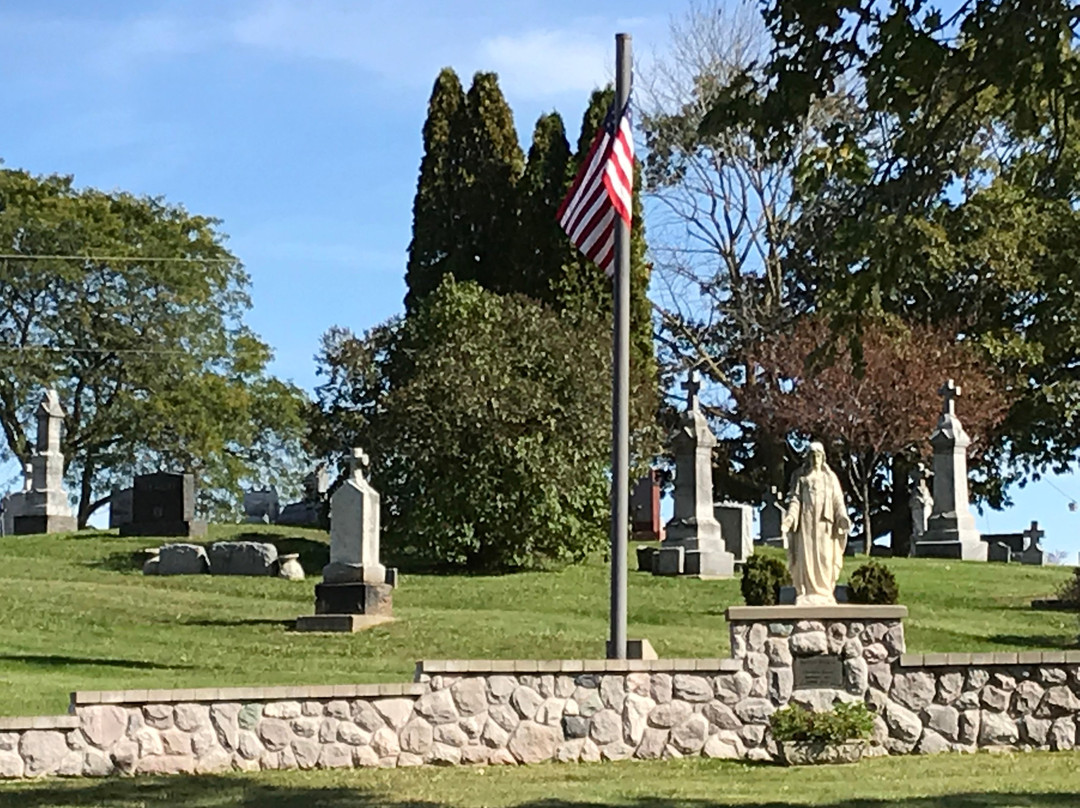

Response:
(453, 72), (525, 296)
(404, 68), (466, 312)
(517, 112), (574, 305)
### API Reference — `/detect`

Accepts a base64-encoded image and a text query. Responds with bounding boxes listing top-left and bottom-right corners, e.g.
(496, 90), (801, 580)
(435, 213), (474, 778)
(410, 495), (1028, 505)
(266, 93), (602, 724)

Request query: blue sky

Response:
(3, 0), (1080, 559)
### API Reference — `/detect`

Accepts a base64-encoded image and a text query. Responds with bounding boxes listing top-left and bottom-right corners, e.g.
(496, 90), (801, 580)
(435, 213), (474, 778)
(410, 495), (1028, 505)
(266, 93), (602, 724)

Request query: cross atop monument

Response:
(939, 379), (961, 416)
(1024, 520), (1044, 550)
(349, 447), (370, 482)
(682, 369), (702, 412)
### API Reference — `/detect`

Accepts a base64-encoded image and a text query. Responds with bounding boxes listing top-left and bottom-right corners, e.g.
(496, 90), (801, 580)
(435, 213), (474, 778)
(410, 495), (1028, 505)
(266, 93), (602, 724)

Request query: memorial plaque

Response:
(793, 655), (844, 689)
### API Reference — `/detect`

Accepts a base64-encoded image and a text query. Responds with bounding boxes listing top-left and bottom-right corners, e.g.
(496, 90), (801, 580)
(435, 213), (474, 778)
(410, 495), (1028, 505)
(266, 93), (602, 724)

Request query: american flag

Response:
(557, 100), (634, 277)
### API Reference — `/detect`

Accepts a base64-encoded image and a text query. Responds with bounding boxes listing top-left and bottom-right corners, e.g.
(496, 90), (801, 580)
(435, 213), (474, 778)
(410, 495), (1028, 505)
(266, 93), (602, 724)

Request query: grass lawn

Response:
(0, 524), (1075, 717)
(0, 751), (1078, 807)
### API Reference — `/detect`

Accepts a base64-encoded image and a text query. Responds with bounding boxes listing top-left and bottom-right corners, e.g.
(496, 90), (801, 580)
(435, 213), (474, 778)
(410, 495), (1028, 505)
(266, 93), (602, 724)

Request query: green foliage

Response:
(1055, 568), (1080, 608)
(312, 278), (612, 571)
(0, 169), (308, 524)
(848, 560), (900, 605)
(740, 553), (792, 605)
(769, 701), (876, 744)
(698, 0), (1080, 505)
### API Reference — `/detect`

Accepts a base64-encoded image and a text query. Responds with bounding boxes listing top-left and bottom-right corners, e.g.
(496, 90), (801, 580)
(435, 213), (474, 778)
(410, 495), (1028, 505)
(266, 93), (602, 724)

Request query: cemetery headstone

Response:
(276, 465), (328, 527)
(987, 541), (1012, 563)
(296, 448), (397, 632)
(714, 501), (754, 562)
(655, 371), (734, 578)
(120, 472), (207, 537)
(108, 486), (133, 530)
(630, 472), (662, 540)
(914, 380), (986, 560)
(207, 541), (279, 575)
(759, 486), (785, 547)
(154, 543), (210, 575)
(1, 464), (32, 536)
(243, 486), (280, 524)
(14, 390), (77, 535)
(1019, 521), (1046, 566)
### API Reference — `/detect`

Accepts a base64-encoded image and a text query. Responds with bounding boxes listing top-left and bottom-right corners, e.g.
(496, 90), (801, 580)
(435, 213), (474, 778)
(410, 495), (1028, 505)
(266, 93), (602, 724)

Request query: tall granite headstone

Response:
(655, 371), (735, 578)
(297, 448), (397, 632)
(630, 472), (662, 540)
(120, 472), (207, 537)
(14, 390), (77, 534)
(715, 501), (754, 562)
(759, 486), (785, 547)
(109, 486), (133, 530)
(914, 380), (986, 560)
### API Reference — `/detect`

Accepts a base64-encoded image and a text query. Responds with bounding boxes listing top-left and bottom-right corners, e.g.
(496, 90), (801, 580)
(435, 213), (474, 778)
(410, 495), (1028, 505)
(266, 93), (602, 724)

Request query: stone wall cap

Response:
(724, 605), (908, 621)
(71, 682), (425, 705)
(415, 658), (745, 674)
(0, 715), (79, 731)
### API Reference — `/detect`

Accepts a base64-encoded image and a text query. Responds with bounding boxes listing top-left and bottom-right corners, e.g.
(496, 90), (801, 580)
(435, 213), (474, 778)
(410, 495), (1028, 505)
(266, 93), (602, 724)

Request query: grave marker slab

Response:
(120, 472), (207, 537)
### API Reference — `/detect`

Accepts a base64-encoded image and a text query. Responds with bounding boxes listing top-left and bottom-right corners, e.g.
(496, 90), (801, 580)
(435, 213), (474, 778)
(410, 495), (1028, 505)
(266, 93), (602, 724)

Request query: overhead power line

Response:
(0, 254), (236, 263)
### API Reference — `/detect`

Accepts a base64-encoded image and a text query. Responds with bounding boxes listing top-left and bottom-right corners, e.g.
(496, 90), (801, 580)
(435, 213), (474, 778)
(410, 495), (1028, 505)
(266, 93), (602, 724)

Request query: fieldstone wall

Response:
(0, 606), (1077, 779)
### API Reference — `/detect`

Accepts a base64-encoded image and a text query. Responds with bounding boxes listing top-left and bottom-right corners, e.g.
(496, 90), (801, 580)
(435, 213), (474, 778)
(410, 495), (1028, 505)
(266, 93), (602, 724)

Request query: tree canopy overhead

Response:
(690, 0), (1080, 506)
(0, 168), (308, 525)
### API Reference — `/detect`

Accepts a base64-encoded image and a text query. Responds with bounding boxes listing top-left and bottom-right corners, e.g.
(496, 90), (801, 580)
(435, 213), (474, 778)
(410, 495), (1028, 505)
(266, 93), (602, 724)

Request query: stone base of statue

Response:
(654, 517), (734, 579)
(13, 514), (77, 535)
(913, 511), (985, 560)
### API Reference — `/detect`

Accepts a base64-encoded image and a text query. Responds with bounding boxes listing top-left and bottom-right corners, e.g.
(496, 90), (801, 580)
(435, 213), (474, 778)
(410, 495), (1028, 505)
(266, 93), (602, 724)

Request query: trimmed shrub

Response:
(770, 701), (876, 743)
(848, 560), (900, 604)
(741, 554), (792, 606)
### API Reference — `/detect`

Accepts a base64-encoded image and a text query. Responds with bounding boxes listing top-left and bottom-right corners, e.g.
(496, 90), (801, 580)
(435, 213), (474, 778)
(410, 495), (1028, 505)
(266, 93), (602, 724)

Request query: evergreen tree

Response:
(517, 112), (574, 305)
(404, 68), (466, 312)
(453, 72), (524, 295)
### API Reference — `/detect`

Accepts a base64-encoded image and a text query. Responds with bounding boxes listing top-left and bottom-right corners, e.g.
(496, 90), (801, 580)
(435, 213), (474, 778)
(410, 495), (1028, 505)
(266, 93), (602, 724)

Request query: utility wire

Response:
(0, 254), (236, 263)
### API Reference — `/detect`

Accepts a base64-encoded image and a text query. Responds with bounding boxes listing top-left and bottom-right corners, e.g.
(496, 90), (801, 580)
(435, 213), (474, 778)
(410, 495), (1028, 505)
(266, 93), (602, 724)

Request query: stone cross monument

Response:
(655, 370), (735, 578)
(914, 380), (985, 560)
(297, 448), (397, 632)
(14, 390), (76, 535)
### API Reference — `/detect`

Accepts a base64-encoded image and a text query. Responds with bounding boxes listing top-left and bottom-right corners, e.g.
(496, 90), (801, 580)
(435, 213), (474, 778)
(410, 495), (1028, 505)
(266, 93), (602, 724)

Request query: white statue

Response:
(782, 442), (852, 606)
(908, 462), (933, 541)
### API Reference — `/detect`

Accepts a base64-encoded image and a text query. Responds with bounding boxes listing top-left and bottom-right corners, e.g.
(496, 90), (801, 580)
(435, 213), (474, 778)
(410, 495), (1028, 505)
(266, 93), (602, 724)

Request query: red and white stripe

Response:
(556, 104), (634, 277)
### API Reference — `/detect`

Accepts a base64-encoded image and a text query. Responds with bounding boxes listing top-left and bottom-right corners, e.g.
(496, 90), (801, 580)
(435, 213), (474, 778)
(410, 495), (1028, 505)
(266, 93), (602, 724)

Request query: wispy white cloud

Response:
(480, 30), (612, 98)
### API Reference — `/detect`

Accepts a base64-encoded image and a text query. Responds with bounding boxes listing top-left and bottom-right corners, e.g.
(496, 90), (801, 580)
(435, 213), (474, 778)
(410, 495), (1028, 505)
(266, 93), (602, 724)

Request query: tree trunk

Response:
(861, 476), (872, 556)
(77, 460), (95, 529)
(891, 453), (913, 557)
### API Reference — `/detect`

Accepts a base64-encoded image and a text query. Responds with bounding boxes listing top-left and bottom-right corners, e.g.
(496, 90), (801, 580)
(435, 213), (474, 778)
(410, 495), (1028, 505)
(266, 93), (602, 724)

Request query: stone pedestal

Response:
(314, 582), (393, 616)
(14, 391), (76, 535)
(914, 381), (985, 561)
(655, 372), (735, 579)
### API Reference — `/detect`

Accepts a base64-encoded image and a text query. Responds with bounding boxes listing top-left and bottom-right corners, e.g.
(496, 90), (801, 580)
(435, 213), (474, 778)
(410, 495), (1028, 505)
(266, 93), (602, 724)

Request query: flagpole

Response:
(608, 32), (632, 660)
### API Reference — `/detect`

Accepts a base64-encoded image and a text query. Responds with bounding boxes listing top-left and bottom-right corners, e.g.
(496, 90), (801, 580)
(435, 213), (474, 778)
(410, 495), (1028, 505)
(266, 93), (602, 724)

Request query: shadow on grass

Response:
(89, 550), (145, 572)
(987, 634), (1078, 649)
(180, 618), (297, 629)
(1, 781), (1078, 808)
(0, 654), (193, 671)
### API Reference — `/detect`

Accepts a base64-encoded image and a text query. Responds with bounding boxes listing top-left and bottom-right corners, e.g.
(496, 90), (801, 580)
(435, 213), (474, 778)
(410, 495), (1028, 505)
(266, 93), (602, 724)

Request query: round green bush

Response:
(848, 560), (900, 605)
(741, 554), (792, 606)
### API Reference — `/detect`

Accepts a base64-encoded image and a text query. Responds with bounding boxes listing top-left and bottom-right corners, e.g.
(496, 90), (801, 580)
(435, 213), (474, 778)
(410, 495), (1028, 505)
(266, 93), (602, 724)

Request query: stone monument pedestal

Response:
(13, 514), (77, 535)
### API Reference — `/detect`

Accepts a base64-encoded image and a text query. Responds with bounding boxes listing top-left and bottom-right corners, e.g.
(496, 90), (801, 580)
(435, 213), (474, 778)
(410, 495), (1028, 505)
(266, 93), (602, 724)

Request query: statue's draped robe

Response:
(785, 467), (850, 605)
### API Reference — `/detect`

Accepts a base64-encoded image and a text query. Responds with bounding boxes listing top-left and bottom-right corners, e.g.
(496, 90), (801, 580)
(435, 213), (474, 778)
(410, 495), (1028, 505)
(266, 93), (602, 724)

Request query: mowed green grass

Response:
(0, 525), (1074, 717)
(1, 751), (1079, 807)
